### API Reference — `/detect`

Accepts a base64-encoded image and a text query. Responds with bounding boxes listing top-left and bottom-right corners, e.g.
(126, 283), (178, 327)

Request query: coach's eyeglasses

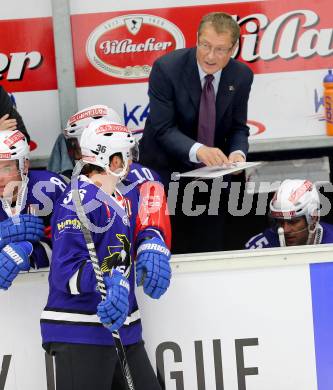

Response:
(197, 41), (234, 57)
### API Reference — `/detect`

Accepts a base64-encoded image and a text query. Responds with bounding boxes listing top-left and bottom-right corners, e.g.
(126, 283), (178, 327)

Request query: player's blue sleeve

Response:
(127, 163), (162, 185)
(320, 222), (333, 244)
(25, 171), (67, 269)
(52, 174), (67, 198)
(52, 228), (96, 294)
(30, 240), (52, 269)
(245, 232), (272, 249)
(135, 227), (165, 246)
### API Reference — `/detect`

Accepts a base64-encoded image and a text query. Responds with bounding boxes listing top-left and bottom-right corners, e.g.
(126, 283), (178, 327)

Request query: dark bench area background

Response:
(225, 148), (333, 251)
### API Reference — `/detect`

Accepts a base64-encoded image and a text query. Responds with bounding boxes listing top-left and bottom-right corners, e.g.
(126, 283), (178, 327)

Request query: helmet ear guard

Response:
(307, 214), (319, 235)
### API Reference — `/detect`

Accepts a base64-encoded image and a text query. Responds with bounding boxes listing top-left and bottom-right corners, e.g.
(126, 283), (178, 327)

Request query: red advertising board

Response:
(71, 0), (333, 87)
(1, 1), (331, 92)
(0, 17), (57, 92)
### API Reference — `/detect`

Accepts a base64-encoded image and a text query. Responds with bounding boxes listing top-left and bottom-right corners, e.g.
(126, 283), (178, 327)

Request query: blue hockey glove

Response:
(136, 237), (171, 299)
(97, 270), (130, 332)
(0, 241), (33, 290)
(0, 214), (44, 250)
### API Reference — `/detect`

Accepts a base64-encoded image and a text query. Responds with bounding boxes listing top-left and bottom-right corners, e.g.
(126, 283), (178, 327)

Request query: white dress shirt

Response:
(189, 63), (246, 163)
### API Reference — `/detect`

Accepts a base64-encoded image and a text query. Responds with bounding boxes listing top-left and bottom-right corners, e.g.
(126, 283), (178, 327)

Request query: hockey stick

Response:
(72, 189), (135, 390)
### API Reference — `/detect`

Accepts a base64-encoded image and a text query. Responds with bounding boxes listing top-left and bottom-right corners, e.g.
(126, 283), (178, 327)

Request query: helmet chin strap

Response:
(278, 227), (286, 247)
(106, 158), (129, 181)
(306, 221), (322, 245)
(1, 174), (29, 217)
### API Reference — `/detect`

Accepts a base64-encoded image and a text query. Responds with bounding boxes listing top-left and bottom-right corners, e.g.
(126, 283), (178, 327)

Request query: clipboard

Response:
(176, 161), (263, 179)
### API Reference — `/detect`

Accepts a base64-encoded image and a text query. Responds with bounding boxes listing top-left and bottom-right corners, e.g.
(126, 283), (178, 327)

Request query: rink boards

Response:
(1, 246), (333, 390)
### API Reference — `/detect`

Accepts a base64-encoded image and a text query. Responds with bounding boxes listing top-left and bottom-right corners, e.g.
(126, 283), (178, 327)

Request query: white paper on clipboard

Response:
(176, 161), (263, 179)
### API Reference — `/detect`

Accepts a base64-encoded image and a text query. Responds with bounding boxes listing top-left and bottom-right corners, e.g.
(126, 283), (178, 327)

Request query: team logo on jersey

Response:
(122, 215), (130, 226)
(109, 191), (132, 226)
(86, 14), (185, 79)
(103, 195), (131, 226)
(101, 233), (131, 277)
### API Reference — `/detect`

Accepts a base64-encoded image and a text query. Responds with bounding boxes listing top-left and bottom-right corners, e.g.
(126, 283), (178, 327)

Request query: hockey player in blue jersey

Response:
(245, 179), (333, 249)
(62, 104), (163, 188)
(0, 130), (66, 290)
(41, 119), (171, 390)
(60, 104), (123, 175)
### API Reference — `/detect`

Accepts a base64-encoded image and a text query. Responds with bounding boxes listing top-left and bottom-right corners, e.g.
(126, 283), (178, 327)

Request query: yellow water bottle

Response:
(323, 69), (333, 136)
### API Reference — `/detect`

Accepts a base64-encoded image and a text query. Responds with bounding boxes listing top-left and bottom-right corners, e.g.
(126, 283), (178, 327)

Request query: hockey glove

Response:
(0, 241), (33, 290)
(97, 270), (130, 332)
(0, 214), (44, 250)
(136, 237), (171, 299)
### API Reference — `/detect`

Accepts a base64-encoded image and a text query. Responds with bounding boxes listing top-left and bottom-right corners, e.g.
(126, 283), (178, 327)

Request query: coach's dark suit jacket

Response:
(139, 47), (253, 180)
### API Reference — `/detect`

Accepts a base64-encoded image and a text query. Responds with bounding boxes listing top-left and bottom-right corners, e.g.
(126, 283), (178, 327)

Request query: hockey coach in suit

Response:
(139, 12), (254, 253)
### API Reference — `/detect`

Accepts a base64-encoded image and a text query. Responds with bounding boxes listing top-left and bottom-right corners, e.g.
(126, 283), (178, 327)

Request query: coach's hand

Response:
(197, 146), (229, 166)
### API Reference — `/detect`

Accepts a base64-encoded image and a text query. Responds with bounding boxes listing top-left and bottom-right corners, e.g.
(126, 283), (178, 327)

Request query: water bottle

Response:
(323, 69), (333, 136)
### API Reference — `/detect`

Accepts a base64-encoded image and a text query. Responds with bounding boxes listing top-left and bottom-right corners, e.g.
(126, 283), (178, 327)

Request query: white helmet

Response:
(80, 119), (135, 179)
(0, 130), (29, 171)
(64, 105), (122, 140)
(270, 179), (320, 225)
